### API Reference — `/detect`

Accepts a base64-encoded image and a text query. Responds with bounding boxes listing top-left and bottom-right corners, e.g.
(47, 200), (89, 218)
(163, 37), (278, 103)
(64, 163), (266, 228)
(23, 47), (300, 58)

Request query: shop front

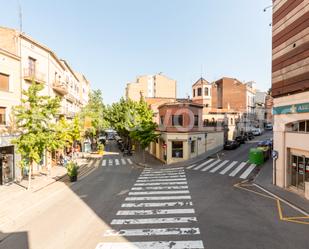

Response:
(290, 154), (309, 191)
(0, 145), (15, 185)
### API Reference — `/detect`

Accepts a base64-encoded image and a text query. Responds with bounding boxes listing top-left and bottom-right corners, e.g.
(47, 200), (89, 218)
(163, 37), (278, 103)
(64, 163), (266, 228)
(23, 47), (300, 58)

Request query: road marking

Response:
(108, 160), (113, 166)
(239, 164), (256, 179)
(136, 178), (187, 182)
(116, 208), (195, 216)
(138, 175), (186, 180)
(128, 190), (190, 195)
(219, 161), (238, 175)
(125, 195), (191, 201)
(192, 159), (214, 170)
(186, 164), (196, 169)
(143, 167), (184, 172)
(131, 186), (189, 190)
(127, 158), (133, 164)
(140, 173), (185, 177)
(121, 201), (193, 208)
(210, 160), (229, 173)
(134, 182), (188, 186)
(201, 160), (221, 172)
(115, 159), (120, 166)
(121, 159), (126, 165)
(229, 162), (247, 177)
(111, 216), (197, 225)
(101, 160), (107, 167)
(103, 227), (200, 236)
(96, 240), (204, 249)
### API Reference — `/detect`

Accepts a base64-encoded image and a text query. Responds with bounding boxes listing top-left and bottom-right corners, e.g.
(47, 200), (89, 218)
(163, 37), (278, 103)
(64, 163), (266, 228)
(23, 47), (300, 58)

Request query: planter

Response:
(69, 175), (77, 182)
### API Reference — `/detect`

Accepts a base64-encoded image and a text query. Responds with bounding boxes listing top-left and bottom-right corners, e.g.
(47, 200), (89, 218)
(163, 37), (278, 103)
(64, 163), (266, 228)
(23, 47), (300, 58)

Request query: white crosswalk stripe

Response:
(127, 158), (133, 164)
(96, 169), (204, 249)
(131, 186), (189, 190)
(210, 160), (229, 173)
(220, 161), (238, 175)
(201, 160), (221, 172)
(239, 164), (256, 179)
(115, 159), (120, 166)
(192, 159), (214, 170)
(101, 159), (107, 167)
(121, 158), (126, 165)
(186, 158), (257, 179)
(96, 240), (204, 249)
(128, 190), (190, 195)
(229, 162), (247, 177)
(103, 227), (200, 237)
(121, 201), (193, 208)
(108, 160), (113, 166)
(116, 208), (195, 216)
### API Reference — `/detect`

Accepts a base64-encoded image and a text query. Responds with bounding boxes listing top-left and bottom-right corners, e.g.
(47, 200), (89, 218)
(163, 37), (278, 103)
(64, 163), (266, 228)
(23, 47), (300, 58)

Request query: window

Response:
(194, 115), (199, 126)
(172, 115), (183, 126)
(0, 73), (9, 91)
(193, 89), (195, 97)
(197, 88), (202, 96)
(204, 87), (209, 96)
(0, 107), (6, 125)
(191, 140), (195, 153)
(28, 57), (36, 75)
(299, 121), (306, 132)
(203, 119), (209, 127)
(160, 116), (164, 125)
(172, 141), (183, 158)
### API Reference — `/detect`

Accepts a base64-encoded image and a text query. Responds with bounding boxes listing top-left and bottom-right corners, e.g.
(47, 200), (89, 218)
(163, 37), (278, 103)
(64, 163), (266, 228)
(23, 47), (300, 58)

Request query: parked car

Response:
(257, 139), (273, 149)
(224, 140), (240, 150)
(246, 132), (255, 140)
(265, 123), (273, 131)
(252, 128), (262, 136)
(235, 135), (246, 144)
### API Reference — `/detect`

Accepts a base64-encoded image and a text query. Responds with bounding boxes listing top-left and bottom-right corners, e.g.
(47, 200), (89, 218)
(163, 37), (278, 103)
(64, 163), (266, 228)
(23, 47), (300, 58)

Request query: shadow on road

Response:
(0, 231), (29, 249)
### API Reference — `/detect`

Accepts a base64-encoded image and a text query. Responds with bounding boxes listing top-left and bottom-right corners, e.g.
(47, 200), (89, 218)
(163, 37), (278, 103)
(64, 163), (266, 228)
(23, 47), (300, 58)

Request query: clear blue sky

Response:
(1, 0), (272, 104)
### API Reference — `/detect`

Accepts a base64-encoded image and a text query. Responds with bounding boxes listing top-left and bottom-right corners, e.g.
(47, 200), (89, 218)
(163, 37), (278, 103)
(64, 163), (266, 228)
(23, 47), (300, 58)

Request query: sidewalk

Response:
(254, 159), (309, 214)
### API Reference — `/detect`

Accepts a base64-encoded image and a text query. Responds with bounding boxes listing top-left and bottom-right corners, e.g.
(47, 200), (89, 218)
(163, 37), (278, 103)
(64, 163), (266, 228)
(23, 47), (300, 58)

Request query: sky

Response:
(0, 0), (272, 104)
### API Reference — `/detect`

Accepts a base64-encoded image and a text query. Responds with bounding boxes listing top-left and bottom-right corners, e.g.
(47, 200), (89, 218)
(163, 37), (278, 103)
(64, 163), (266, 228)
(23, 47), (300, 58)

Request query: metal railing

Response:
(23, 68), (46, 83)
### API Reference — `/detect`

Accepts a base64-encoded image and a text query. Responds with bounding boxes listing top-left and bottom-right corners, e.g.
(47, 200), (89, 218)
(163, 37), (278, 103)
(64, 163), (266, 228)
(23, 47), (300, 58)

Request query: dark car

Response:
(246, 132), (255, 140)
(235, 135), (246, 144)
(224, 140), (240, 150)
(257, 139), (273, 149)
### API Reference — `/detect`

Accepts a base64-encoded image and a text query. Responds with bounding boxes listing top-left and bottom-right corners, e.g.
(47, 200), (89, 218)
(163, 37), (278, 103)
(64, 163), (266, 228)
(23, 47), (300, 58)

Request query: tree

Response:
(79, 90), (109, 150)
(12, 83), (60, 189)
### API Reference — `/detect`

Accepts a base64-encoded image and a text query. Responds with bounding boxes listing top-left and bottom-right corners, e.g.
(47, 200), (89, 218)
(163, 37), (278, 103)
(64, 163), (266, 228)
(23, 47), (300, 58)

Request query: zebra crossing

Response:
(186, 159), (257, 179)
(95, 167), (204, 249)
(101, 157), (133, 167)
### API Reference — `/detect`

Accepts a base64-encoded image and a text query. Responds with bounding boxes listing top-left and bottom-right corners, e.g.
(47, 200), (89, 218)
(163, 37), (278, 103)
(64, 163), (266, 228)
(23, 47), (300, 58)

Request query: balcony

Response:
(23, 68), (46, 84)
(58, 107), (76, 119)
(52, 80), (68, 95)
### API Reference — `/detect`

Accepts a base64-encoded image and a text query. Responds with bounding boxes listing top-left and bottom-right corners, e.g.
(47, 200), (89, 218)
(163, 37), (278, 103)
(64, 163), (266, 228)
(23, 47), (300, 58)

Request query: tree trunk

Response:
(27, 161), (32, 190)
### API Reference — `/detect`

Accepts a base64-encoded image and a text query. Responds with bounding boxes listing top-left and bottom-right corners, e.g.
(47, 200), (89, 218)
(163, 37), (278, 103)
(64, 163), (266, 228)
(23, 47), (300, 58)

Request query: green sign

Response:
(273, 102), (309, 115)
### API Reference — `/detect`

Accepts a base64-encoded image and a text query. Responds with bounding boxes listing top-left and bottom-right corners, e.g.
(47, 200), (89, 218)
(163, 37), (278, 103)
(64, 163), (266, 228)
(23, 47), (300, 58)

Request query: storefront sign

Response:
(273, 102), (309, 115)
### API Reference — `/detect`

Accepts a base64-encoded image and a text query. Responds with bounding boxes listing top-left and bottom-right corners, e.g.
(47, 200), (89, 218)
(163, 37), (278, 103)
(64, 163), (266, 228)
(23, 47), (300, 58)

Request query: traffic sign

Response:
(272, 150), (278, 160)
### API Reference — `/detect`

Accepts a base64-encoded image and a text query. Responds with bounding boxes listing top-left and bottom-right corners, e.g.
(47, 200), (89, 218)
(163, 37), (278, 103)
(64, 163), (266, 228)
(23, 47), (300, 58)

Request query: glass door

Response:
(291, 155), (297, 187)
(297, 156), (305, 190)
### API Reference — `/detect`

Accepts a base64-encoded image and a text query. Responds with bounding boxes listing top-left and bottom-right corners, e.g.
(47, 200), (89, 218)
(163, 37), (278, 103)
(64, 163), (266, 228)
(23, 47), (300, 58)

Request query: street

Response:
(1, 136), (308, 249)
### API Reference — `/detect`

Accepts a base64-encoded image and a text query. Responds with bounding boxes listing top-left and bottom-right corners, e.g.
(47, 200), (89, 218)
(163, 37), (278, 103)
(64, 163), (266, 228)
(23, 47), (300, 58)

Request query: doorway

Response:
(290, 155), (307, 190)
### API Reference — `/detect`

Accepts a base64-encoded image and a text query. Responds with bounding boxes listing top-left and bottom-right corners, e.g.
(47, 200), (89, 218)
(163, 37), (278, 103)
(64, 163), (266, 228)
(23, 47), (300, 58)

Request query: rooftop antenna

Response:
(200, 64), (203, 79)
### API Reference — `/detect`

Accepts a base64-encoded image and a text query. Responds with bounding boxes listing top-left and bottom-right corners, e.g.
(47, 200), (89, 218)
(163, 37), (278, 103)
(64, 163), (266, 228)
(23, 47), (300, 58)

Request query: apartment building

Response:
(0, 48), (21, 184)
(272, 0), (309, 199)
(0, 26), (90, 183)
(212, 77), (256, 133)
(125, 73), (176, 101)
(148, 102), (224, 164)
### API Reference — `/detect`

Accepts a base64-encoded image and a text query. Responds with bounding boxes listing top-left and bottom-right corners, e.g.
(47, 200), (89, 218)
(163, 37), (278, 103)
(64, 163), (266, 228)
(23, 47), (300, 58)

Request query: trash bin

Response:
(249, 148), (264, 165)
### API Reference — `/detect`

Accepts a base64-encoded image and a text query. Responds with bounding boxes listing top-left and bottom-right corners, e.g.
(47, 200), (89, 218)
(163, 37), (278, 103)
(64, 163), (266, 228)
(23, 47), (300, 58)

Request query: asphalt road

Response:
(1, 135), (308, 249)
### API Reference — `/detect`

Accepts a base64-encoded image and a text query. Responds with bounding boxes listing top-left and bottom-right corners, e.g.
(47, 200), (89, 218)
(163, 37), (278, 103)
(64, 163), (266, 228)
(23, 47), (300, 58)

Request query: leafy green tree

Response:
(12, 83), (60, 189)
(79, 90), (109, 149)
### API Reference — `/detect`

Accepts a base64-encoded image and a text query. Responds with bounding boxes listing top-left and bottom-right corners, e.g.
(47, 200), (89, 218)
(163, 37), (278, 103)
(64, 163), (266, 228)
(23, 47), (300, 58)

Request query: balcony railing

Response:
(23, 68), (46, 84)
(52, 80), (68, 95)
